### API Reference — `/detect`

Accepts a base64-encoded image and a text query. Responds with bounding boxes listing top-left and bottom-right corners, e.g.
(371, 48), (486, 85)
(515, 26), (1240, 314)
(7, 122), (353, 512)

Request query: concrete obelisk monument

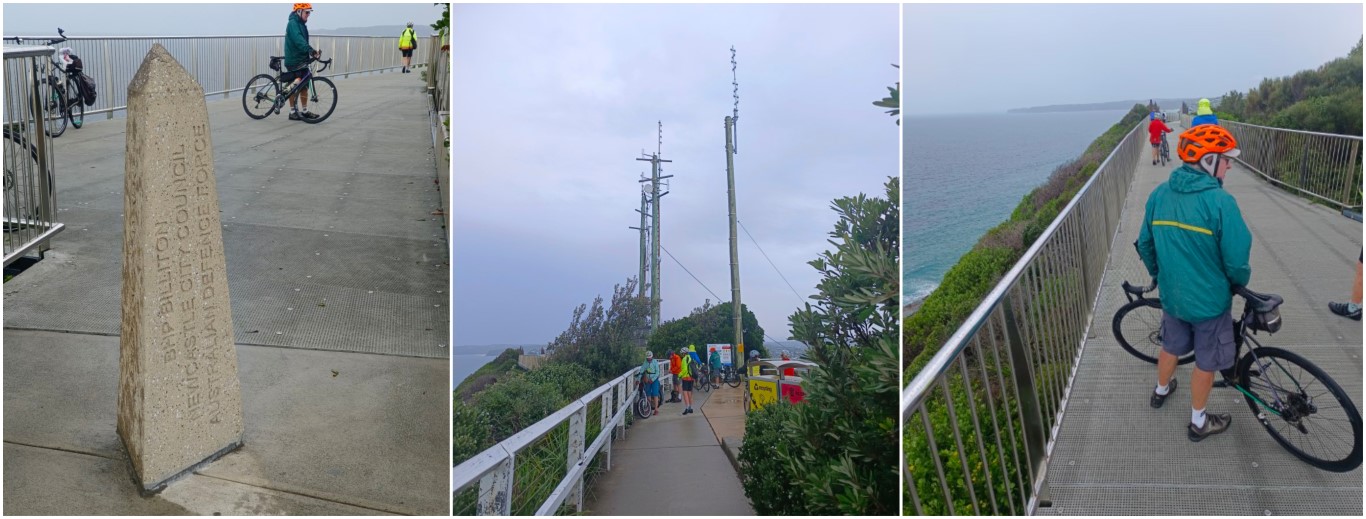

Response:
(118, 43), (244, 493)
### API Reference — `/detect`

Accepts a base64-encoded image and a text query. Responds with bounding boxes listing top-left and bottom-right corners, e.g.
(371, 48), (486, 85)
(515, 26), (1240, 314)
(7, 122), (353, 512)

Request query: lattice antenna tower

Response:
(730, 46), (740, 153)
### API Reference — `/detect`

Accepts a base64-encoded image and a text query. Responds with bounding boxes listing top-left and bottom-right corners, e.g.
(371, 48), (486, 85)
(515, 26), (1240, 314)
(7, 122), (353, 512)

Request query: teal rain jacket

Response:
(284, 11), (314, 69)
(1135, 165), (1252, 323)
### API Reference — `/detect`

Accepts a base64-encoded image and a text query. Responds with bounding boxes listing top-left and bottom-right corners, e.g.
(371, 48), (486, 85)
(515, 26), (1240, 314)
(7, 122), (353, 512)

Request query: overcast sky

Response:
(2, 1), (445, 36)
(906, 3), (1364, 115)
(452, 3), (898, 346)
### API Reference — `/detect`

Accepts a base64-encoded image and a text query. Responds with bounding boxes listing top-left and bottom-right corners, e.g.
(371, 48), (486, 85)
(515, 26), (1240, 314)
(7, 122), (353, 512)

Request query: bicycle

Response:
(1114, 279), (1363, 472)
(7, 29), (82, 137)
(2, 125), (55, 233)
(1158, 132), (1171, 166)
(242, 54), (338, 123)
(694, 367), (712, 394)
(634, 373), (654, 419)
(721, 365), (743, 388)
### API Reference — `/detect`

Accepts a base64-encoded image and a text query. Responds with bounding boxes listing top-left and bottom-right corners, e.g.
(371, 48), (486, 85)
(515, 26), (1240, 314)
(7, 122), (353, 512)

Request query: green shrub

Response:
(740, 177), (900, 515)
(738, 402), (805, 514)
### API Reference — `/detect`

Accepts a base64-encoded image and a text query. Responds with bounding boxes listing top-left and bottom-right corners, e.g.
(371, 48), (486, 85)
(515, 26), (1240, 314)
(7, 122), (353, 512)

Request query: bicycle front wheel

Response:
(634, 391), (652, 419)
(301, 76), (338, 124)
(41, 82), (67, 138)
(65, 77), (85, 129)
(242, 74), (281, 120)
(726, 370), (742, 388)
(1237, 345), (1363, 472)
(1112, 297), (1195, 365)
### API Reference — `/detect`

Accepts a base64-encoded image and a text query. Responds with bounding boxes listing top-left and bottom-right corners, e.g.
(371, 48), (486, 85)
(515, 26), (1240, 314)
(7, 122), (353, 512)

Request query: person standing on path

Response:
(668, 349), (682, 403)
(678, 347), (696, 415)
(708, 346), (722, 389)
(399, 22), (418, 73)
(1135, 124), (1252, 442)
(640, 351), (661, 416)
(284, 3), (320, 121)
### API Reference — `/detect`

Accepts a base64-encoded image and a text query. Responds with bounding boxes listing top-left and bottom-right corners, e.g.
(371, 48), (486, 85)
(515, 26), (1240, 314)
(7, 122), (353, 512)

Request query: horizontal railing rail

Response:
(3, 45), (64, 266)
(452, 360), (672, 515)
(2, 34), (435, 121)
(902, 122), (1146, 515)
(1222, 120), (1362, 209)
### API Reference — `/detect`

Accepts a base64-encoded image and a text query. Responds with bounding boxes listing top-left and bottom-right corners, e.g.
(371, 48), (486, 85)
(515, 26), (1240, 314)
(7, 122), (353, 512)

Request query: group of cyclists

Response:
(638, 345), (769, 417)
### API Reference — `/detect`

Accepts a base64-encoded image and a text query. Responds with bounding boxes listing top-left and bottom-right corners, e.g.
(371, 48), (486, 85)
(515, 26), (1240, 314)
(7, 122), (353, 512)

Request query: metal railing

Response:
(902, 122), (1145, 515)
(1180, 114), (1362, 209)
(3, 34), (435, 120)
(1222, 121), (1362, 209)
(3, 45), (64, 266)
(425, 33), (449, 113)
(452, 360), (672, 515)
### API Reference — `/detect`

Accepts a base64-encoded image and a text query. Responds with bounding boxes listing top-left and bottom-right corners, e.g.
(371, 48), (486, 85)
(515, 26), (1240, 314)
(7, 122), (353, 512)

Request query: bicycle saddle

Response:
(1238, 286), (1284, 313)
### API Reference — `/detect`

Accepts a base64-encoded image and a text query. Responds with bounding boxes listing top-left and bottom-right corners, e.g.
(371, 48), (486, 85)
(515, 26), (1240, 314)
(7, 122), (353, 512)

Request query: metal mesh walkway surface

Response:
(1040, 150), (1362, 515)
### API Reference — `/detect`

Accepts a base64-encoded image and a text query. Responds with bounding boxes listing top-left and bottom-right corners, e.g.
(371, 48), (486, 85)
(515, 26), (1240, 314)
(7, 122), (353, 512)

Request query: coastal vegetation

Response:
(1214, 38), (1362, 135)
(740, 177), (900, 515)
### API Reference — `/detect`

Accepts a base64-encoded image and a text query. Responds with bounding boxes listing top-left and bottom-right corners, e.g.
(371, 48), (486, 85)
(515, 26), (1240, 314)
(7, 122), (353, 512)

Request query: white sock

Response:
(1155, 383), (1170, 395)
(1192, 408), (1207, 428)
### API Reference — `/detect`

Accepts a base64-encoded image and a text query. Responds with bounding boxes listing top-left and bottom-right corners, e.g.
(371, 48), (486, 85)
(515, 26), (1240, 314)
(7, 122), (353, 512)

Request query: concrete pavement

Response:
(583, 387), (755, 516)
(3, 70), (449, 515)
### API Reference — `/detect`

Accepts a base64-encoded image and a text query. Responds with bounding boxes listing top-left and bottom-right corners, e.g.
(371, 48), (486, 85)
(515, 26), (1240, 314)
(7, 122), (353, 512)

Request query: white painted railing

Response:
(452, 360), (672, 515)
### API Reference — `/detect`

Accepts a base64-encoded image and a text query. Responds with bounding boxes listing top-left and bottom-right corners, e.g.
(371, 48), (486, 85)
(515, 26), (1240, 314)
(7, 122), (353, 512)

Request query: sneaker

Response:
(1150, 378), (1178, 409)
(1188, 412), (1232, 442)
(1152, 160), (1158, 165)
(301, 111), (320, 120)
(1329, 301), (1361, 321)
(288, 110), (301, 121)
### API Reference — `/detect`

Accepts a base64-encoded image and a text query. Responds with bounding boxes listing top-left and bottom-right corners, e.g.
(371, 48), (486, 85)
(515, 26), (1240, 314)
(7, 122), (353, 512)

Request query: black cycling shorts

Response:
(681, 379), (694, 392)
(401, 48), (414, 58)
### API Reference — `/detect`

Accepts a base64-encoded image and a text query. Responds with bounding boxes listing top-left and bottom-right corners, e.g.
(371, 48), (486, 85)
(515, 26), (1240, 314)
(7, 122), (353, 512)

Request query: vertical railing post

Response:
(615, 379), (627, 439)
(1001, 303), (1050, 510)
(567, 405), (587, 512)
(601, 390), (612, 470)
(103, 40), (113, 119)
(223, 39), (230, 99)
(1344, 140), (1360, 208)
(476, 455), (514, 515)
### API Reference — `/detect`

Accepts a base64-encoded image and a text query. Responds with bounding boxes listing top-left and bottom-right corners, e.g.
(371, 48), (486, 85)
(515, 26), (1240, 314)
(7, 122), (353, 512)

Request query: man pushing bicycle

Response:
(284, 3), (321, 121)
(1134, 124), (1252, 442)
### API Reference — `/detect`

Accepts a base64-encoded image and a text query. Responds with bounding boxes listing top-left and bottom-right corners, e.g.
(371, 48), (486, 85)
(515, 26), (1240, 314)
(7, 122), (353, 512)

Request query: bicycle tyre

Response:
(301, 76), (337, 124)
(726, 369), (742, 388)
(3, 128), (53, 232)
(41, 81), (67, 138)
(1236, 346), (1363, 472)
(242, 74), (281, 120)
(634, 390), (652, 419)
(1112, 297), (1195, 365)
(65, 76), (84, 129)
(697, 375), (711, 393)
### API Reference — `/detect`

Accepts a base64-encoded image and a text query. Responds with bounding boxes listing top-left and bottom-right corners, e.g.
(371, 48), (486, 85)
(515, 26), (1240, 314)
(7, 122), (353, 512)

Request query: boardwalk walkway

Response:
(1041, 137), (1362, 514)
(3, 71), (449, 515)
(583, 385), (754, 515)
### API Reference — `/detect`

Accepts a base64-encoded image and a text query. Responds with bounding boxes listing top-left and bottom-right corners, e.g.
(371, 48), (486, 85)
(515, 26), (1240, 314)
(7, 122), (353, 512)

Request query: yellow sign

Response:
(748, 377), (778, 411)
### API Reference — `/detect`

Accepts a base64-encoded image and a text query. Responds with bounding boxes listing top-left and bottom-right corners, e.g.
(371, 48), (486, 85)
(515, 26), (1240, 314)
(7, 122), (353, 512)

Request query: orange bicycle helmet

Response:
(294, 3), (313, 11)
(1176, 124), (1240, 163)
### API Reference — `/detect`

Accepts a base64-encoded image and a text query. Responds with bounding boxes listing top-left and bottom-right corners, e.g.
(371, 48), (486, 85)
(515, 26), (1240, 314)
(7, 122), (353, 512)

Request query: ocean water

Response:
(904, 110), (1131, 303)
(453, 353), (497, 388)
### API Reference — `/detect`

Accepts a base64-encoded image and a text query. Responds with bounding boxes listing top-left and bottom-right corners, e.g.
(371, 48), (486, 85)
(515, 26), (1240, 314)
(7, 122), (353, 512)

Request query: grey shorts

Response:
(1161, 310), (1235, 372)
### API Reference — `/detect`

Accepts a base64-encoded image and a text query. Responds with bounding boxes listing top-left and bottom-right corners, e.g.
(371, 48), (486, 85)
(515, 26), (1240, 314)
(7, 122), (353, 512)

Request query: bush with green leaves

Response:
(546, 278), (651, 381)
(1215, 38), (1362, 136)
(646, 300), (766, 360)
(740, 177), (900, 516)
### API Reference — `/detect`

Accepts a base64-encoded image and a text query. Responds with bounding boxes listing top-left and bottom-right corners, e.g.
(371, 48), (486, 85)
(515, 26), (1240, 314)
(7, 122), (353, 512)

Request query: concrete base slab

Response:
(700, 384), (747, 444)
(2, 329), (448, 515)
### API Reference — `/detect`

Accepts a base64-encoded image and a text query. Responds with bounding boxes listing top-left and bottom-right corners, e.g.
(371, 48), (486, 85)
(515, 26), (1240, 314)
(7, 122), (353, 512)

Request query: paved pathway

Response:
(1040, 134), (1362, 515)
(3, 70), (449, 515)
(583, 387), (755, 516)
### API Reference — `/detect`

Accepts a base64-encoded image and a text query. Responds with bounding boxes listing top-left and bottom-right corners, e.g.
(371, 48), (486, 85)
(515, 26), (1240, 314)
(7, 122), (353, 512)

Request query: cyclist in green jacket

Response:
(1135, 124), (1252, 442)
(284, 3), (321, 121)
